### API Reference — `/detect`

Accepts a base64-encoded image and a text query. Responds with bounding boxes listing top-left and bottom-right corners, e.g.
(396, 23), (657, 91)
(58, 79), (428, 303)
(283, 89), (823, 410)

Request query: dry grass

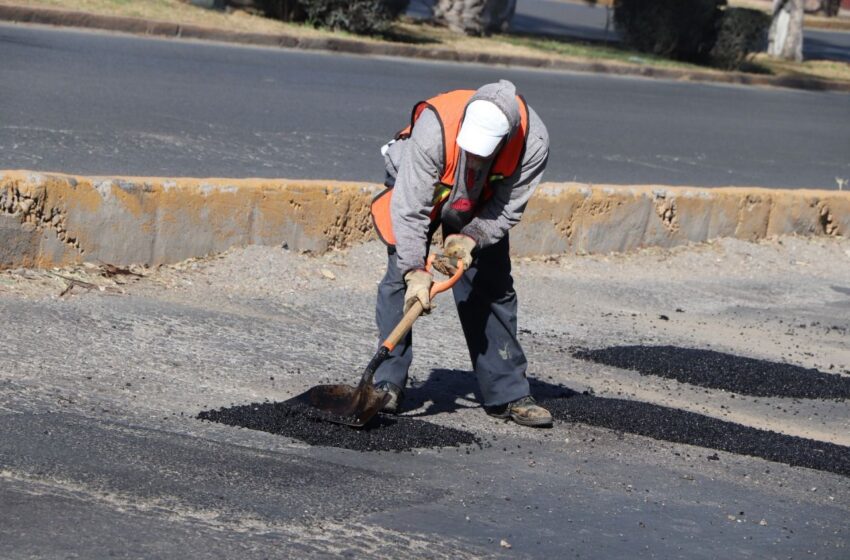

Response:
(752, 53), (850, 83)
(4, 0), (849, 85)
(0, 0), (335, 36)
(499, 34), (709, 70)
(0, 0), (712, 72)
(391, 21), (700, 69)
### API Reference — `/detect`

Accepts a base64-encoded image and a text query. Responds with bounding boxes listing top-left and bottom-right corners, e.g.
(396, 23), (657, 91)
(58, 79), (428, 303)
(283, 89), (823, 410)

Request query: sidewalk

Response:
(1, 3), (849, 93)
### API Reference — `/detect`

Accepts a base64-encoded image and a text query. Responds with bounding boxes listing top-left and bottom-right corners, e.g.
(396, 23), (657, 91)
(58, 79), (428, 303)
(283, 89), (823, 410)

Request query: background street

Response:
(1, 23), (848, 188)
(409, 0), (850, 62)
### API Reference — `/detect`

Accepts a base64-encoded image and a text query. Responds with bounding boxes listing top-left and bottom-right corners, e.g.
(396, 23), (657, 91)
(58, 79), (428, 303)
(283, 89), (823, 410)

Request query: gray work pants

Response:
(374, 235), (530, 407)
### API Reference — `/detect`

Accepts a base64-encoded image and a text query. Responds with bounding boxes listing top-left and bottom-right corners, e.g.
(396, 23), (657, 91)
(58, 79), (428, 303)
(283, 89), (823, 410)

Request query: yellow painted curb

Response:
(1, 171), (847, 269)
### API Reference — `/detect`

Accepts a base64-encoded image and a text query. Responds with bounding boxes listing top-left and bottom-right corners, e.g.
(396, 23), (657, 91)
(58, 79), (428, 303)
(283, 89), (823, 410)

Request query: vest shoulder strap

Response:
(405, 90), (529, 186)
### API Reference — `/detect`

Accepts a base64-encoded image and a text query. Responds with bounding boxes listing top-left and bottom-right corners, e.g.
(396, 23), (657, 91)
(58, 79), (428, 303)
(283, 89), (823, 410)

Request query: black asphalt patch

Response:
(542, 394), (850, 477)
(198, 397), (481, 452)
(573, 345), (850, 399)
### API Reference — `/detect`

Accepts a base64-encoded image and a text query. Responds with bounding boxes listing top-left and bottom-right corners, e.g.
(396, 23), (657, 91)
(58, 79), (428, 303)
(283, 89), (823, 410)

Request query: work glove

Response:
(432, 234), (476, 276)
(403, 269), (433, 314)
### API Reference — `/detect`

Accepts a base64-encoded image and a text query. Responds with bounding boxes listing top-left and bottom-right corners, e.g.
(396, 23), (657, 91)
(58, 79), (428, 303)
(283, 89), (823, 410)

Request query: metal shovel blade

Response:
(301, 257), (464, 429)
(306, 382), (390, 428)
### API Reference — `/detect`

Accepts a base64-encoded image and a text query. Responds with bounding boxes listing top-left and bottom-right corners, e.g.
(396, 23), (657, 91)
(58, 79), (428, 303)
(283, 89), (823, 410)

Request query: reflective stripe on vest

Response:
(371, 90), (530, 246)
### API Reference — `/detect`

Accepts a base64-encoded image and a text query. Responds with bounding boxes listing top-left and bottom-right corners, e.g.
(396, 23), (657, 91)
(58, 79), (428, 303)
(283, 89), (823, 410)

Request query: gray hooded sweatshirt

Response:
(383, 79), (550, 275)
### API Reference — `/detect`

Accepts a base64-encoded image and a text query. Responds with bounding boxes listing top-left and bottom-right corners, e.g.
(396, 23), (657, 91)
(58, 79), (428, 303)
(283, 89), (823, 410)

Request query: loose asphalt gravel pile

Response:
(573, 345), (850, 400)
(198, 396), (482, 452)
(542, 394), (850, 477)
(200, 379), (850, 477)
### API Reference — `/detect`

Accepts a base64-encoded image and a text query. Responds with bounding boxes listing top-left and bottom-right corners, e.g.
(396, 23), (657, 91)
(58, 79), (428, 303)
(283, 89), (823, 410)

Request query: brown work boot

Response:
(374, 381), (404, 414)
(486, 396), (553, 427)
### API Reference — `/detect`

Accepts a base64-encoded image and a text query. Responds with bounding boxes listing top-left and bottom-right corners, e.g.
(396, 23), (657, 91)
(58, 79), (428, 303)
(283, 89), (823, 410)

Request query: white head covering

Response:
(456, 100), (510, 158)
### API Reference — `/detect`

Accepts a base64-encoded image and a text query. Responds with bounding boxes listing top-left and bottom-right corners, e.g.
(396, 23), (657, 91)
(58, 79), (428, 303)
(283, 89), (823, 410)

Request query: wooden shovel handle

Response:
(382, 256), (464, 352)
(427, 253), (465, 298)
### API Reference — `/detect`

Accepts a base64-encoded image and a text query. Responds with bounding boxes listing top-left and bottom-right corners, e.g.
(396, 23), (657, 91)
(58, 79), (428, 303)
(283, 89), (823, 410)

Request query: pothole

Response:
(542, 393), (850, 477)
(573, 345), (850, 399)
(198, 395), (482, 452)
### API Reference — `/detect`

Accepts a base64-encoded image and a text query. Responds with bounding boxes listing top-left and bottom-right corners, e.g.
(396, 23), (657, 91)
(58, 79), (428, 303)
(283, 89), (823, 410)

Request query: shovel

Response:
(306, 253), (465, 427)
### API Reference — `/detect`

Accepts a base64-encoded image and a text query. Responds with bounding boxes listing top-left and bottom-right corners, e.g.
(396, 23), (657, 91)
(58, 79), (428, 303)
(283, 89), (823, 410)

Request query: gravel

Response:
(573, 345), (850, 399)
(543, 394), (850, 477)
(199, 396), (483, 452)
(199, 378), (850, 476)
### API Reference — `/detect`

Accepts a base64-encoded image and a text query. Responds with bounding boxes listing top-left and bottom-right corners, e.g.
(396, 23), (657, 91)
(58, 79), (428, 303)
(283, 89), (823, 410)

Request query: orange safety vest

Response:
(371, 89), (530, 246)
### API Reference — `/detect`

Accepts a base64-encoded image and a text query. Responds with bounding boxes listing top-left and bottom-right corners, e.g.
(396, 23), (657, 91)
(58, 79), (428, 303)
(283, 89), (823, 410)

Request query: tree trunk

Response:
(767, 0), (804, 61)
(434, 0), (516, 35)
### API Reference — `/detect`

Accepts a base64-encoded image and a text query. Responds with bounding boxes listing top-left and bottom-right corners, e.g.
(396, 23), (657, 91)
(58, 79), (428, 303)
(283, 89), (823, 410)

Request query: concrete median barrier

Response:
(1, 171), (847, 269)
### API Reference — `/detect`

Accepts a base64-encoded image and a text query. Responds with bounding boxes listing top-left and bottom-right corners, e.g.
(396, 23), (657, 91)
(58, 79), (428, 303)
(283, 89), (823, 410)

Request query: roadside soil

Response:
(2, 235), (848, 445)
(3, 0), (848, 87)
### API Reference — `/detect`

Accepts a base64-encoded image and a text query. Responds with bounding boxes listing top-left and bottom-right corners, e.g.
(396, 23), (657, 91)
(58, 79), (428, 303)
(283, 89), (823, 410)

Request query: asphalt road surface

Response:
(1, 237), (848, 558)
(1, 23), (849, 188)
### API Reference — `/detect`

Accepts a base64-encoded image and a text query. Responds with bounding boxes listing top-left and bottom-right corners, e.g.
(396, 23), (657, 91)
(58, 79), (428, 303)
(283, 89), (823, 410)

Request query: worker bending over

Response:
(371, 79), (552, 427)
